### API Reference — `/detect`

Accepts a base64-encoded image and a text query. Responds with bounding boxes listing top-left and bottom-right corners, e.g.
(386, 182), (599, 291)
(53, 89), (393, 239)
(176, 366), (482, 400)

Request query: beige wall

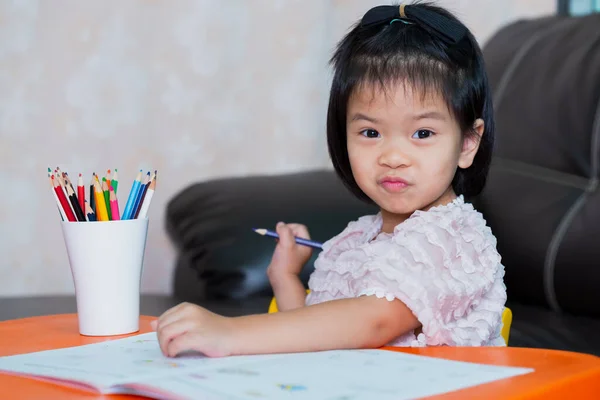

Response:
(0, 0), (555, 297)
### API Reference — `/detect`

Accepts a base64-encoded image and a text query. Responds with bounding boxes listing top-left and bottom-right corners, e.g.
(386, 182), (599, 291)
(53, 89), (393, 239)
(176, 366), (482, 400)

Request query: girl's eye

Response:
(412, 129), (434, 139)
(360, 129), (380, 138)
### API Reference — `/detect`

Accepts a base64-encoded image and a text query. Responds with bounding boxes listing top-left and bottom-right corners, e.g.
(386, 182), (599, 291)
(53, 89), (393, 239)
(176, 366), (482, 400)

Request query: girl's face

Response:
(346, 82), (483, 230)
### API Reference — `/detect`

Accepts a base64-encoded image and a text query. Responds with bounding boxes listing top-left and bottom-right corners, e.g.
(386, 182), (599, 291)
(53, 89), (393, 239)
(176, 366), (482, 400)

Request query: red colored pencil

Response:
(52, 175), (76, 222)
(48, 168), (66, 221)
(77, 173), (85, 213)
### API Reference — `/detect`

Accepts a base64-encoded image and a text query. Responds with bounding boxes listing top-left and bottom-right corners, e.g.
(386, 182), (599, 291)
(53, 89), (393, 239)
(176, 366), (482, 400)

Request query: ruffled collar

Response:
(365, 195), (465, 243)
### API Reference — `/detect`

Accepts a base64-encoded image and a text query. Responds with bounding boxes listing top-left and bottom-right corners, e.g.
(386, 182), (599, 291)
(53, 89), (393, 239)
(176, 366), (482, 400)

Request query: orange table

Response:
(0, 314), (599, 399)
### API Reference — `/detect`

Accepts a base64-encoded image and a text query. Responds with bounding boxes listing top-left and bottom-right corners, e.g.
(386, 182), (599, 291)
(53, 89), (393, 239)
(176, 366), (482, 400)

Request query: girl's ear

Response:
(458, 119), (484, 169)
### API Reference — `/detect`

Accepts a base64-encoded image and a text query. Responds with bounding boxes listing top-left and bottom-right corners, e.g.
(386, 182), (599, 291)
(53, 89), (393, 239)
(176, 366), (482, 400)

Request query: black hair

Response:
(326, 2), (495, 203)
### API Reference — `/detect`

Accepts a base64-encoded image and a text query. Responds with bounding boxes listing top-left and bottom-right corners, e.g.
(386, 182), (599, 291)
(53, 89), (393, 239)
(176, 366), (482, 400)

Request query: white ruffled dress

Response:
(305, 195), (507, 347)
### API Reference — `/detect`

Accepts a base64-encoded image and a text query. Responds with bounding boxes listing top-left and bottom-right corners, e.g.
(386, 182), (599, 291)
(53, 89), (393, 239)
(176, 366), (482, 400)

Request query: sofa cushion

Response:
(166, 170), (376, 300)
(477, 13), (600, 318)
(507, 302), (600, 355)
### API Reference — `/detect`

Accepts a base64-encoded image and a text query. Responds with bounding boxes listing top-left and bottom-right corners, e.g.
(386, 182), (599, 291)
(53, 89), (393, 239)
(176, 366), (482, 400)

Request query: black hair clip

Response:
(360, 4), (467, 46)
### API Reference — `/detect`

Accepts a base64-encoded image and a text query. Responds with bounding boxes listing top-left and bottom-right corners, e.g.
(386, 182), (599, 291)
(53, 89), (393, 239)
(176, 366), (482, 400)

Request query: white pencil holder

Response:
(60, 218), (149, 336)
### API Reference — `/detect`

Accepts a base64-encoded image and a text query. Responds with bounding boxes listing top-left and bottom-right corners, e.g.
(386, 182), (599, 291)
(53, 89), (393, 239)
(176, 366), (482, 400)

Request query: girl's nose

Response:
(378, 145), (411, 169)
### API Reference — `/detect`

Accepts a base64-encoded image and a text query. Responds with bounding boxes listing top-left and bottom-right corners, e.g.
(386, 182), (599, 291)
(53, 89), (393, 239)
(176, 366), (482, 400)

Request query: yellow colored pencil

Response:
(93, 180), (109, 221)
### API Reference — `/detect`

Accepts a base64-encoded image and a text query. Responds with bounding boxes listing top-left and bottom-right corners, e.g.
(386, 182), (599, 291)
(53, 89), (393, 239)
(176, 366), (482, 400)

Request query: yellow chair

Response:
(500, 307), (512, 344)
(268, 291), (513, 345)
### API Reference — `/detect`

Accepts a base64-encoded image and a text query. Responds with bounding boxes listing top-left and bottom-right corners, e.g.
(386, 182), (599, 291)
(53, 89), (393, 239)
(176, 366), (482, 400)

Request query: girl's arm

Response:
(153, 296), (421, 357)
(267, 271), (307, 311)
(229, 296), (421, 355)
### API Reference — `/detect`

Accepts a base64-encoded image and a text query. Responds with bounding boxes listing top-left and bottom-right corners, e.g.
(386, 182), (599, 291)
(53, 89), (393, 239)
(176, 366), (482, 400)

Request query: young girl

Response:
(152, 2), (507, 357)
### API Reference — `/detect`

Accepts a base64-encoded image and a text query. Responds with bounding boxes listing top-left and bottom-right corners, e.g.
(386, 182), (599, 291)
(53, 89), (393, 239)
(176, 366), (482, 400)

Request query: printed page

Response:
(130, 349), (534, 400)
(0, 332), (283, 393)
(0, 332), (533, 399)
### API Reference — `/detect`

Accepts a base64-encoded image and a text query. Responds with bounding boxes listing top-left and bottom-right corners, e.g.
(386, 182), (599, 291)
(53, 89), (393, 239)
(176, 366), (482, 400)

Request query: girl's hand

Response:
(151, 303), (235, 358)
(266, 222), (313, 281)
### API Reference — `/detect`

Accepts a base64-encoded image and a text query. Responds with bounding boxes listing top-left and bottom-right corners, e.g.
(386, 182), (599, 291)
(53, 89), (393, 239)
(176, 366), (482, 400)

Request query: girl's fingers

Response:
(167, 332), (202, 358)
(157, 319), (196, 356)
(156, 302), (192, 330)
(275, 222), (295, 247)
(286, 223), (310, 239)
(157, 312), (184, 332)
(156, 303), (184, 324)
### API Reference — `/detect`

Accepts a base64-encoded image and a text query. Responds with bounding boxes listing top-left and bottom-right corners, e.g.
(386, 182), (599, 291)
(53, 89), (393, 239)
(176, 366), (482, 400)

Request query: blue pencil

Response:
(121, 170), (142, 220)
(130, 171), (150, 219)
(253, 228), (323, 249)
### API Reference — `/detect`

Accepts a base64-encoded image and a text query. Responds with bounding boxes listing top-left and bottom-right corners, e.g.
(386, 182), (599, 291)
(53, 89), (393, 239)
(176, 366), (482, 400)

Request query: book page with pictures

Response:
(0, 332), (282, 394)
(124, 349), (534, 400)
(0, 332), (534, 399)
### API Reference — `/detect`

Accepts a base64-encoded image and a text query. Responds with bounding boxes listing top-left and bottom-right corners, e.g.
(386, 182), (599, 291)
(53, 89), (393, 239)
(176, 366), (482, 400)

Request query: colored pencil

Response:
(137, 175), (155, 219)
(55, 168), (70, 195)
(52, 168), (70, 220)
(48, 169), (66, 221)
(106, 169), (112, 189)
(55, 167), (64, 187)
(102, 179), (112, 220)
(77, 174), (85, 213)
(66, 184), (86, 222)
(89, 174), (96, 214)
(55, 170), (75, 216)
(131, 172), (150, 219)
(252, 228), (323, 249)
(65, 179), (80, 219)
(121, 170), (142, 220)
(63, 172), (76, 193)
(52, 175), (76, 222)
(93, 180), (109, 221)
(109, 186), (120, 221)
(134, 170), (154, 219)
(54, 167), (73, 205)
(84, 200), (96, 222)
(111, 169), (119, 194)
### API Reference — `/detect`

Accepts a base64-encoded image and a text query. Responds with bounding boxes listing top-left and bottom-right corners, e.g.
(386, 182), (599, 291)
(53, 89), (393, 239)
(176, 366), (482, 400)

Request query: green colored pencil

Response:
(111, 169), (119, 194)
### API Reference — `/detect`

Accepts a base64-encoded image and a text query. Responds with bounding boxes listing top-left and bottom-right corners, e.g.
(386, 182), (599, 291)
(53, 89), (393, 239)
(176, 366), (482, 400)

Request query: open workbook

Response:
(0, 332), (532, 400)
